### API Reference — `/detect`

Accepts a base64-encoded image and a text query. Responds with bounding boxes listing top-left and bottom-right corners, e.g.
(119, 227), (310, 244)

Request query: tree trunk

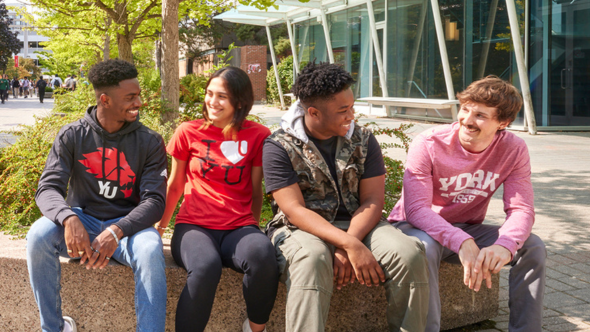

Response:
(104, 33), (111, 61)
(161, 0), (180, 122)
(155, 38), (162, 75)
(117, 33), (134, 63)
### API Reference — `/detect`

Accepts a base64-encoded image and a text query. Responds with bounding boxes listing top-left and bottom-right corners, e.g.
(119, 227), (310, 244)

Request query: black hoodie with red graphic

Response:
(35, 106), (168, 237)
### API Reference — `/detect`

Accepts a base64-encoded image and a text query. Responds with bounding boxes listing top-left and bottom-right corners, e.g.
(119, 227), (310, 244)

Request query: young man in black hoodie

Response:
(26, 59), (168, 332)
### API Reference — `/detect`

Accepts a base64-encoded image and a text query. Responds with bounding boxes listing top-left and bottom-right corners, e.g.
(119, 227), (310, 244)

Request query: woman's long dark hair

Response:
(201, 66), (254, 139)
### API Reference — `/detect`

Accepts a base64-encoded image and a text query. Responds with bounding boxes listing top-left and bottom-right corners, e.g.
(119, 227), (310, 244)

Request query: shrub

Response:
(52, 83), (95, 114)
(368, 122), (413, 214)
(179, 73), (208, 122)
(45, 86), (53, 92)
(266, 55), (293, 106)
(0, 113), (83, 236)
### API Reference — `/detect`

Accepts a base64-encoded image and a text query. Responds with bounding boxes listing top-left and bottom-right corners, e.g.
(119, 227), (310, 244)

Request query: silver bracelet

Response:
(106, 227), (120, 245)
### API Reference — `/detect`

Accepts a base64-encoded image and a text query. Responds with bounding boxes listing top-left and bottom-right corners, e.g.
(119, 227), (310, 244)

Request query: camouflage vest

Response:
(268, 125), (372, 229)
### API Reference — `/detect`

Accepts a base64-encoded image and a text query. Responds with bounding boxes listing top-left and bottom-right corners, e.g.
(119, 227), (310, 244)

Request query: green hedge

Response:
(266, 55), (293, 106)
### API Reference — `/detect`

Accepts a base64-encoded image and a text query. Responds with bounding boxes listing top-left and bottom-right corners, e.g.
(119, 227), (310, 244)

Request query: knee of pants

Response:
(186, 254), (223, 288)
(384, 240), (429, 283)
(26, 217), (63, 254)
(241, 240), (278, 276)
(128, 229), (165, 268)
(288, 242), (333, 289)
(521, 234), (547, 265)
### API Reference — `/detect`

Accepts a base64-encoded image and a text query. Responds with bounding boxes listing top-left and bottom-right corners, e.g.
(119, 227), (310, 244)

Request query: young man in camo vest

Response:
(262, 62), (429, 332)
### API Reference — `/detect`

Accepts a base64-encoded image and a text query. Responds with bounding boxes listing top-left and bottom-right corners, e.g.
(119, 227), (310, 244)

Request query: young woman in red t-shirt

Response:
(156, 67), (278, 332)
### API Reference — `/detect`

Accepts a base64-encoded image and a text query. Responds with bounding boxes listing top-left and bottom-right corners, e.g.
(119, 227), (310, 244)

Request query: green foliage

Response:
(358, 117), (413, 214)
(0, 112), (82, 236)
(179, 73), (208, 121)
(3, 57), (42, 80)
(273, 37), (291, 59)
(52, 84), (95, 114)
(137, 66), (162, 95)
(36, 51), (83, 79)
(132, 40), (157, 72)
(206, 42), (238, 75)
(45, 86), (53, 92)
(266, 55), (294, 106)
(3, 58), (31, 79)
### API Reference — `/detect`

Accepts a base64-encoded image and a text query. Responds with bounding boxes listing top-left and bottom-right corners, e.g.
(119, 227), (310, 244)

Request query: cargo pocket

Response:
(271, 227), (303, 282)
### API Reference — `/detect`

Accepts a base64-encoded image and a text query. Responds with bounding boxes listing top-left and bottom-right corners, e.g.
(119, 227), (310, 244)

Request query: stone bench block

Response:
(0, 234), (498, 331)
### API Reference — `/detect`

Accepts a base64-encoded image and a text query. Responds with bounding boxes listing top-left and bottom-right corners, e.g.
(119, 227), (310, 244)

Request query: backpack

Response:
(52, 78), (60, 87)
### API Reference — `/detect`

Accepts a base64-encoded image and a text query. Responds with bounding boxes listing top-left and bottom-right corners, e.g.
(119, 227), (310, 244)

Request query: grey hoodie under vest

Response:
(35, 106), (168, 237)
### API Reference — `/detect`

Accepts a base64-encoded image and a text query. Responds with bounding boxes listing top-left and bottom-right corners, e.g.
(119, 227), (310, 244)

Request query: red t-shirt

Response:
(167, 119), (271, 229)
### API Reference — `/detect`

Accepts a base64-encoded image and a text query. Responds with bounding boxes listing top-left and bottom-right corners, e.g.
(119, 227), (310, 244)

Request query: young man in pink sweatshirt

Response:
(389, 76), (546, 332)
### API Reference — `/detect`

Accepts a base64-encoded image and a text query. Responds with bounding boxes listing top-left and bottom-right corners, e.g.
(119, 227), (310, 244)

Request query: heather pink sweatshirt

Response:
(388, 122), (535, 256)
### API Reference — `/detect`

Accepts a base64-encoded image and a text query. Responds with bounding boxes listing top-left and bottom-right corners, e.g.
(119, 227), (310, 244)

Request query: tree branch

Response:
(129, 0), (159, 36)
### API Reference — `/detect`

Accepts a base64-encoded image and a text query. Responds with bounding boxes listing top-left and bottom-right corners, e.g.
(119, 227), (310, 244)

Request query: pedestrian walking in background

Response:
(64, 75), (74, 91)
(36, 76), (47, 103)
(12, 78), (20, 98)
(22, 78), (30, 98)
(52, 74), (62, 89)
(0, 74), (10, 104)
(31, 78), (37, 97)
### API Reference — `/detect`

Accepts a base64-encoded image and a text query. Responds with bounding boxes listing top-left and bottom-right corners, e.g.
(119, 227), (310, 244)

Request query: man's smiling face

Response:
(457, 102), (510, 153)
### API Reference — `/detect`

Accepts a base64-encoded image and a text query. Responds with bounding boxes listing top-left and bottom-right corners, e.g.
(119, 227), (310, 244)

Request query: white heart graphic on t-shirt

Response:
(220, 141), (248, 164)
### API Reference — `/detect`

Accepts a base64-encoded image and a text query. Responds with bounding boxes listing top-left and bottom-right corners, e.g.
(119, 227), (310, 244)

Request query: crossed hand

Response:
(63, 216), (120, 269)
(333, 240), (385, 290)
(458, 239), (512, 291)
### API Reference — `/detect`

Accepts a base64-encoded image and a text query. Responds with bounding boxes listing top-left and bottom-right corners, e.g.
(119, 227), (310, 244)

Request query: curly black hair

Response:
(88, 59), (138, 89)
(292, 62), (356, 104)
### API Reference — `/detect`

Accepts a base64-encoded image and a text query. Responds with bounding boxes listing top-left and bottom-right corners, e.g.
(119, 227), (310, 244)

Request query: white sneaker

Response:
(63, 316), (77, 332)
(242, 318), (267, 332)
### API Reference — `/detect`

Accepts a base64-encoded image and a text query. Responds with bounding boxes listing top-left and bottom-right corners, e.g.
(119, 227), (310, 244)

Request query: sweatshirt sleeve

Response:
(35, 127), (78, 226)
(113, 134), (167, 237)
(403, 135), (473, 254)
(494, 143), (535, 256)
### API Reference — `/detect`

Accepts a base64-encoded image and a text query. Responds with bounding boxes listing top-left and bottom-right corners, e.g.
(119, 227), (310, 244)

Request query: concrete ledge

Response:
(0, 233), (498, 331)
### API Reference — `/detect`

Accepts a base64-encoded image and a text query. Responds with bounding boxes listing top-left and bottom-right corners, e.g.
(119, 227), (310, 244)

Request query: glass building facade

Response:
(291, 0), (590, 128)
(217, 0), (590, 129)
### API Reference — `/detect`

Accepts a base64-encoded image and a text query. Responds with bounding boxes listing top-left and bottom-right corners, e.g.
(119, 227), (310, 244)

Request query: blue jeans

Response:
(26, 208), (167, 332)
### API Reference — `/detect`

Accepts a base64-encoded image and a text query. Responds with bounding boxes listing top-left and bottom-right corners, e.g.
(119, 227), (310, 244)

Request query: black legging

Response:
(171, 223), (279, 332)
(39, 90), (45, 103)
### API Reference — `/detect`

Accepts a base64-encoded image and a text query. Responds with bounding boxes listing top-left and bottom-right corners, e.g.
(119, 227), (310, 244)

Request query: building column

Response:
(366, 0), (388, 97)
(266, 25), (286, 109)
(430, 0), (457, 120)
(320, 9), (335, 63)
(506, 0), (537, 134)
(285, 18), (300, 75)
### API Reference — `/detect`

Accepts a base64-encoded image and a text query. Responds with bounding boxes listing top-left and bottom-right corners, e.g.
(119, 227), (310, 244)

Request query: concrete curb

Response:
(0, 233), (497, 331)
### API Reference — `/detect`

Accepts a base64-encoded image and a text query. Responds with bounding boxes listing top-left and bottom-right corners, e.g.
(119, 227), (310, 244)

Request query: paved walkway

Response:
(0, 93), (54, 147)
(1, 100), (589, 331)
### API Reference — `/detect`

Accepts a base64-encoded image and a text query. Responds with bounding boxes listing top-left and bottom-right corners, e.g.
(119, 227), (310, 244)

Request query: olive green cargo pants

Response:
(271, 220), (430, 332)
